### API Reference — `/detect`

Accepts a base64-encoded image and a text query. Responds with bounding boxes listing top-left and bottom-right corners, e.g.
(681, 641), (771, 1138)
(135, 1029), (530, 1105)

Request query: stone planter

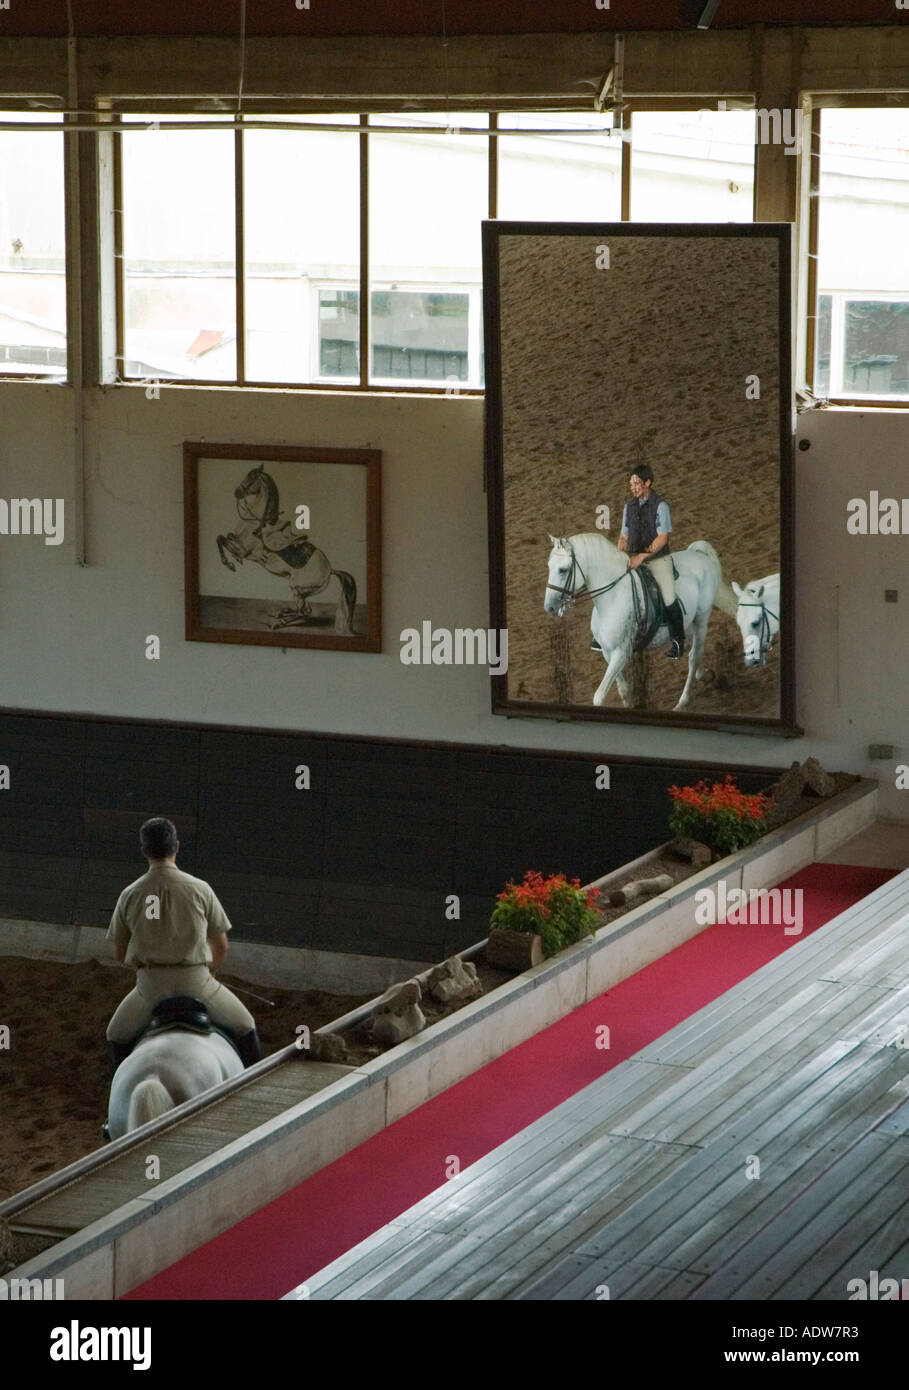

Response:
(486, 927), (543, 972)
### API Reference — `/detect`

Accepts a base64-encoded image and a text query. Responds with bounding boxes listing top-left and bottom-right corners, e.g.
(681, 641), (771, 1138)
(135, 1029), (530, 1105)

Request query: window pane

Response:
(368, 113), (486, 387)
(318, 287), (360, 378)
(0, 112), (66, 377)
(630, 110), (755, 222)
(244, 115), (360, 384)
(815, 293), (832, 397)
(121, 116), (236, 380)
(817, 109), (909, 398)
(497, 111), (621, 221)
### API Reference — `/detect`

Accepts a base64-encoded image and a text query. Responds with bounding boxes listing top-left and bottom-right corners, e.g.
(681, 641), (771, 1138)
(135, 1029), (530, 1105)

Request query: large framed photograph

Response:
(483, 221), (797, 735)
(184, 442), (381, 651)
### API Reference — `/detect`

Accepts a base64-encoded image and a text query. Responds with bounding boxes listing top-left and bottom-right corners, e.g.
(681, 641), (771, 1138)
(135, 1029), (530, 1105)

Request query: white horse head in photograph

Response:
(731, 574), (780, 667)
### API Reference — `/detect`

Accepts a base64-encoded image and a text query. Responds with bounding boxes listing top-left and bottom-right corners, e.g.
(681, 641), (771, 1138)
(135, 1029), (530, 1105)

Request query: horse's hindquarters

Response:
(107, 1031), (244, 1138)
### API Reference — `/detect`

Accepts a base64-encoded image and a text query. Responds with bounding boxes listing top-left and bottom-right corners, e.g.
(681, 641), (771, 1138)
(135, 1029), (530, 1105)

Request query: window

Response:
(814, 109), (909, 400)
(496, 111), (621, 221)
(368, 113), (487, 388)
(630, 109), (756, 222)
(119, 115), (236, 381)
(244, 114), (360, 384)
(107, 104), (757, 393)
(0, 112), (67, 377)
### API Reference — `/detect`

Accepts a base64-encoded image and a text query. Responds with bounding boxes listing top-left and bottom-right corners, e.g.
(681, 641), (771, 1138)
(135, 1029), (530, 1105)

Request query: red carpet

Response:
(126, 862), (895, 1301)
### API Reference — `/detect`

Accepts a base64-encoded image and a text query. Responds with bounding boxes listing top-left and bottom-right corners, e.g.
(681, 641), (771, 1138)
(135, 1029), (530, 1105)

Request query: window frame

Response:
(0, 97), (769, 392)
(0, 104), (69, 383)
(804, 95), (909, 409)
(109, 104), (637, 395)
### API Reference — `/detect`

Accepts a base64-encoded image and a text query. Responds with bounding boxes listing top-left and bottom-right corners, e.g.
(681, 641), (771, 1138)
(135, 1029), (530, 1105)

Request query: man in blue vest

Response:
(593, 465), (685, 659)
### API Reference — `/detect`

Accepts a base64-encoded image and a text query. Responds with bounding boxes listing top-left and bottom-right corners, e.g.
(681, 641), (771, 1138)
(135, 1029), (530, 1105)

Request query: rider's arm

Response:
(107, 894), (131, 964)
(209, 932), (229, 970)
(618, 503), (629, 552)
(646, 531), (669, 555)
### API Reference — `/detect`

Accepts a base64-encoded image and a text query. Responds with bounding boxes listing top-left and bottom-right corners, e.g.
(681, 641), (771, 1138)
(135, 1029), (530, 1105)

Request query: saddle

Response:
(631, 559), (683, 652)
(138, 996), (241, 1057)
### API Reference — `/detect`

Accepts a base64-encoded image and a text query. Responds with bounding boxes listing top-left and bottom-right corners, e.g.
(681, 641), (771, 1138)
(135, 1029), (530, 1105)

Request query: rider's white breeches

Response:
(106, 965), (255, 1042)
(645, 554), (676, 605)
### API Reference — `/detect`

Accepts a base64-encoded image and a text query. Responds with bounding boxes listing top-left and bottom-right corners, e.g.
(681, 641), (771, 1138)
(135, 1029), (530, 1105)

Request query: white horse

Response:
(107, 1029), (244, 1140)
(731, 574), (780, 667)
(544, 532), (729, 710)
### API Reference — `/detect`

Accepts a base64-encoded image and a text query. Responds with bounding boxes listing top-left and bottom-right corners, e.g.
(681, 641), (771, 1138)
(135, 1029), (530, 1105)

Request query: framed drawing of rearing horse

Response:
(482, 221), (798, 737)
(184, 442), (381, 652)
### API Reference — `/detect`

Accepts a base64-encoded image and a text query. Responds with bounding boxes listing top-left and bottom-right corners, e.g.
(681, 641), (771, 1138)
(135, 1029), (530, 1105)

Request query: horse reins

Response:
(737, 598), (778, 657)
(546, 543), (631, 616)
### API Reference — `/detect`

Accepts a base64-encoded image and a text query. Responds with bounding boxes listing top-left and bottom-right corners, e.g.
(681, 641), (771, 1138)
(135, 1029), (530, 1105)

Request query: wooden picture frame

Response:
(184, 442), (382, 652)
(482, 221), (798, 736)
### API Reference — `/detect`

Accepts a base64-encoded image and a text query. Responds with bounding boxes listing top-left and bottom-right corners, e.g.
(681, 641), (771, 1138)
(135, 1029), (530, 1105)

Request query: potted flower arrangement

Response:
(487, 870), (602, 972)
(668, 774), (770, 859)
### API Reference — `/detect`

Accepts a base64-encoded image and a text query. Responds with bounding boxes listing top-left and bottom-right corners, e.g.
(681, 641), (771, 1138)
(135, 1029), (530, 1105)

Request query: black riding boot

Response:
(236, 1028), (263, 1068)
(664, 600), (685, 659)
(107, 1039), (132, 1078)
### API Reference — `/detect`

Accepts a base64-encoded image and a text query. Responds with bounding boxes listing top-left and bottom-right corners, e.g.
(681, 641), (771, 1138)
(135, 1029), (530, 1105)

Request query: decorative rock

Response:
(372, 1004), (425, 1045)
(769, 761), (808, 817)
(375, 979), (421, 1011)
(607, 873), (673, 907)
(671, 836), (712, 869)
(371, 979), (426, 1045)
(801, 757), (835, 797)
(427, 955), (481, 1005)
(308, 1032), (349, 1064)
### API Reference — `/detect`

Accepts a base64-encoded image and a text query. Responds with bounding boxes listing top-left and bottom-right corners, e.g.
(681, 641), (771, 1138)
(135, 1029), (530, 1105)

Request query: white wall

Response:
(0, 384), (906, 815)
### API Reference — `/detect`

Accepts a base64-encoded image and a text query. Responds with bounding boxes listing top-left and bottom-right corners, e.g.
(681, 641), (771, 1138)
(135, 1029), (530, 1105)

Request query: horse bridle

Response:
(738, 599), (779, 659)
(546, 542), (631, 617)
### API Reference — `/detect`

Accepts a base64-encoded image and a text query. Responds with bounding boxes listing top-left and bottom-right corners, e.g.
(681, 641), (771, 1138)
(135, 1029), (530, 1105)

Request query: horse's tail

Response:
(688, 540), (738, 618)
(332, 570), (357, 634)
(127, 1075), (175, 1131)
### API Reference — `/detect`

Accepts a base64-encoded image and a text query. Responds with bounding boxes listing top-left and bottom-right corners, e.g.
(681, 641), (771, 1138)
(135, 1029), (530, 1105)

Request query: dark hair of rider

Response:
(140, 817), (178, 860)
(631, 464), (654, 485)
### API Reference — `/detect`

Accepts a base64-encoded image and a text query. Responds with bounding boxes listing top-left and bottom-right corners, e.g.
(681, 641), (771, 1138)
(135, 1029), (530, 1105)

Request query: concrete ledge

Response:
(6, 778), (877, 1298)
(0, 919), (426, 995)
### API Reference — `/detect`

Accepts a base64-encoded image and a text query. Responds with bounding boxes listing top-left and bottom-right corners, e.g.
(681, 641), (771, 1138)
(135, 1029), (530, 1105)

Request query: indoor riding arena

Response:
(1, 0), (908, 1364)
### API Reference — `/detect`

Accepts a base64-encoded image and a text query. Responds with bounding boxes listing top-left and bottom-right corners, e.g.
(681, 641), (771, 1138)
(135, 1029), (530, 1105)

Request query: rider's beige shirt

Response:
(106, 862), (232, 969)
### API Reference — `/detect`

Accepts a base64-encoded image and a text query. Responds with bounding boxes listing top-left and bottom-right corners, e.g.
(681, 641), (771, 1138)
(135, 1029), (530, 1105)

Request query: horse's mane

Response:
(566, 532), (622, 564)
(261, 472), (280, 525)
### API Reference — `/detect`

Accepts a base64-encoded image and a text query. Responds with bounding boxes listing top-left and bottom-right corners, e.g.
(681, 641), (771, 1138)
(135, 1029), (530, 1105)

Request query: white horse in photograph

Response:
(544, 532), (729, 711)
(731, 574), (780, 667)
(106, 1028), (244, 1140)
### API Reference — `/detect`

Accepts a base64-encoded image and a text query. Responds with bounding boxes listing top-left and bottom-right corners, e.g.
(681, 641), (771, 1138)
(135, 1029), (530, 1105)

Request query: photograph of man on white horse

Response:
(544, 465), (738, 711)
(104, 817), (261, 1139)
(215, 463), (359, 634)
(489, 226), (785, 721)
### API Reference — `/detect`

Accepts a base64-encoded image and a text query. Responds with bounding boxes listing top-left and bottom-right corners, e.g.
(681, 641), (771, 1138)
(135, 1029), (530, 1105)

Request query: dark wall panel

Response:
(0, 710), (779, 966)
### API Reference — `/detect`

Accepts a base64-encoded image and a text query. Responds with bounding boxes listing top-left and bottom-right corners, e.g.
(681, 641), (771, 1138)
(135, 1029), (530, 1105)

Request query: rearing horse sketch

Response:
(217, 465), (358, 633)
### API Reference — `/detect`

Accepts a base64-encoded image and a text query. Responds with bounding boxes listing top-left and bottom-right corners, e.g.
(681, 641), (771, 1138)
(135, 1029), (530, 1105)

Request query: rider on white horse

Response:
(105, 818), (262, 1076)
(593, 465), (686, 659)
